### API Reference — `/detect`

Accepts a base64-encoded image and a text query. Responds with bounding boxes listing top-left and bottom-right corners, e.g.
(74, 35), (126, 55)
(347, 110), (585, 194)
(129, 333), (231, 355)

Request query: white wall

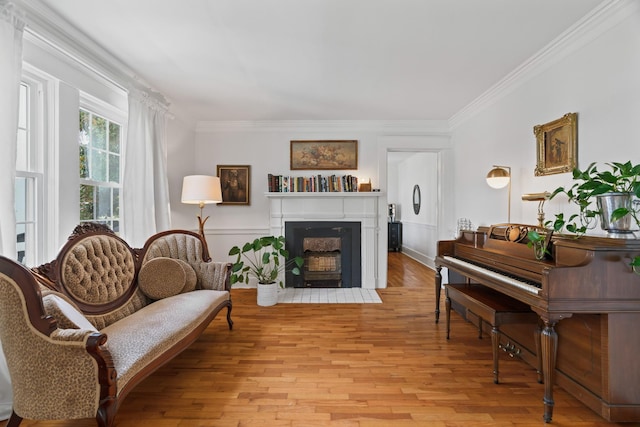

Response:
(450, 3), (640, 231)
(396, 153), (439, 264)
(166, 115), (197, 230)
(190, 123), (382, 263)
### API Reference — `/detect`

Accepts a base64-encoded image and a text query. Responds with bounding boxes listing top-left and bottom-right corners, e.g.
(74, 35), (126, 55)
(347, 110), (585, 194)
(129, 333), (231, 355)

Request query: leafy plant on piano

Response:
(525, 229), (553, 260)
(544, 161), (640, 274)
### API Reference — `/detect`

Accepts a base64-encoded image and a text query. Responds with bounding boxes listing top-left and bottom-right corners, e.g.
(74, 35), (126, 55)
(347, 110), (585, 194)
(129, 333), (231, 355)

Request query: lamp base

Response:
(197, 215), (209, 239)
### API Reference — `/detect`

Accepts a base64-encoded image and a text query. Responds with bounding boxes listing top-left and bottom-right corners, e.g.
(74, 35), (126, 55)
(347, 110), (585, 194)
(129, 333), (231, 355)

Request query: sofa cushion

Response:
(138, 257), (197, 299)
(101, 289), (229, 391)
(42, 293), (98, 331)
(179, 259), (197, 293)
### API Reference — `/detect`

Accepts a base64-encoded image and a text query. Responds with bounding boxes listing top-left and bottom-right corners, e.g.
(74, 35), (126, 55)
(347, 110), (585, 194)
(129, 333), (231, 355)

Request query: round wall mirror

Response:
(413, 184), (421, 215)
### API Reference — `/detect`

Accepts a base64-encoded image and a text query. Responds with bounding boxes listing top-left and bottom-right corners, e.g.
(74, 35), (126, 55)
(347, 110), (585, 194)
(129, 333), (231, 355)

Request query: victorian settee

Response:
(0, 223), (232, 427)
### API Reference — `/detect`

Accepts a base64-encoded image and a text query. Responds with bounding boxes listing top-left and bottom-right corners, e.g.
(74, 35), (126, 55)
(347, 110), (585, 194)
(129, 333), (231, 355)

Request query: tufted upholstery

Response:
(56, 231), (148, 330)
(61, 235), (136, 305)
(1, 225), (233, 427)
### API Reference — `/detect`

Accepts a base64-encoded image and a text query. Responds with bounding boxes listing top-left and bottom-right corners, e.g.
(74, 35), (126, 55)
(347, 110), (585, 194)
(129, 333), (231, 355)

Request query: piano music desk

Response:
(445, 283), (539, 384)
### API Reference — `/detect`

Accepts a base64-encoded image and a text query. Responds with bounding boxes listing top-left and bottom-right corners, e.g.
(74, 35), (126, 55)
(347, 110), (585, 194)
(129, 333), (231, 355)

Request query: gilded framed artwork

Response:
(290, 140), (358, 170)
(533, 112), (577, 176)
(216, 165), (250, 205)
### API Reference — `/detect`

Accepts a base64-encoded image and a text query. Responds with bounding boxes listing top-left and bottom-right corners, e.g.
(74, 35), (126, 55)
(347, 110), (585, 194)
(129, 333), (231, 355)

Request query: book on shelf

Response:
(267, 173), (359, 192)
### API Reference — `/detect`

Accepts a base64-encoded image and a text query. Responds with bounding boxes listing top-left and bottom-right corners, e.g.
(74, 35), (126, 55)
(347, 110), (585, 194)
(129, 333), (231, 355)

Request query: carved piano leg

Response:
(491, 326), (500, 384)
(535, 320), (543, 384)
(540, 319), (558, 423)
(435, 266), (442, 323)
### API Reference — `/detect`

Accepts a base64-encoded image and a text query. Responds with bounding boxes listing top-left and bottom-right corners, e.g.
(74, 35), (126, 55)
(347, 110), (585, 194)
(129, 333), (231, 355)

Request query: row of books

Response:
(267, 174), (360, 192)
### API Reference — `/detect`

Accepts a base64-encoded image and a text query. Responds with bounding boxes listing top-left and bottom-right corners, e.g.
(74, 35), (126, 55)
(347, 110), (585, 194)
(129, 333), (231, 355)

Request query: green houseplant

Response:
(544, 161), (640, 273)
(228, 236), (304, 305)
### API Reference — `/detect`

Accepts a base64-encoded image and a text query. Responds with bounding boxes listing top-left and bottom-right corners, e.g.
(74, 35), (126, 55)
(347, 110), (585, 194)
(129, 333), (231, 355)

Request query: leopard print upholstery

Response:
(0, 274), (99, 421)
(60, 235), (136, 304)
(59, 234), (149, 328)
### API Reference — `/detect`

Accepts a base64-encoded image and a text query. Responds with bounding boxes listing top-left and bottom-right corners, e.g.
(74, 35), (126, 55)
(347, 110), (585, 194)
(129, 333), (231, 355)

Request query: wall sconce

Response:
(522, 192), (551, 227)
(486, 165), (511, 223)
(181, 175), (222, 238)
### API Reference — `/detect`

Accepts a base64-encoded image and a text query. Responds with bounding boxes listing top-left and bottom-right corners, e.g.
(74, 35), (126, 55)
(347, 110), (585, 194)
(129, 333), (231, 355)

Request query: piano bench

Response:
(445, 283), (539, 384)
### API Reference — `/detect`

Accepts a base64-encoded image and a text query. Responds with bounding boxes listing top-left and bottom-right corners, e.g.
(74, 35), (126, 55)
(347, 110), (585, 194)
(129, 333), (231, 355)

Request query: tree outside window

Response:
(79, 109), (121, 232)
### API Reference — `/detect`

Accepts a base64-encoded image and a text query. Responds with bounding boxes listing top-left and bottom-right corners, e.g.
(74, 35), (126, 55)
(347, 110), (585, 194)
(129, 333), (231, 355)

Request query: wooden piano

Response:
(435, 224), (640, 423)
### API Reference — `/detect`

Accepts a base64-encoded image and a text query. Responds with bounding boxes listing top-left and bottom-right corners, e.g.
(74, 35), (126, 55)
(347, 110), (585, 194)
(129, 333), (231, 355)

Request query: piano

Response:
(435, 224), (640, 423)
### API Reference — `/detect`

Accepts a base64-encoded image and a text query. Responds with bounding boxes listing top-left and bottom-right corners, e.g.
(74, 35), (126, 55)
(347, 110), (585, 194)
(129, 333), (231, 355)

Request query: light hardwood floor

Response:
(9, 253), (631, 426)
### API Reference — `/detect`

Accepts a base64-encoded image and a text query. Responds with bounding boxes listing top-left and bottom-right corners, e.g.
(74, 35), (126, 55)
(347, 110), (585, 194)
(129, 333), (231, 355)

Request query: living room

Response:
(1, 0), (640, 425)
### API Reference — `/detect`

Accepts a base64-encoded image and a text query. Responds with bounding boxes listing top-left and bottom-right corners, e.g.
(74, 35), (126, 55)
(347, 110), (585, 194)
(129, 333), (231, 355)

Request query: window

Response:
(79, 108), (121, 232)
(15, 80), (44, 266)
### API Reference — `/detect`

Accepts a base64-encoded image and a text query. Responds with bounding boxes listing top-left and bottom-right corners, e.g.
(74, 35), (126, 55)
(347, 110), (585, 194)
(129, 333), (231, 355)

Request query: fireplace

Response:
(285, 221), (361, 288)
(267, 192), (382, 288)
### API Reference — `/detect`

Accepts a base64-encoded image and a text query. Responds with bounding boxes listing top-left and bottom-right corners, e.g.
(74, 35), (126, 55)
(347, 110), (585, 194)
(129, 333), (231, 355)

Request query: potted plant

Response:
(544, 161), (640, 273)
(228, 235), (303, 306)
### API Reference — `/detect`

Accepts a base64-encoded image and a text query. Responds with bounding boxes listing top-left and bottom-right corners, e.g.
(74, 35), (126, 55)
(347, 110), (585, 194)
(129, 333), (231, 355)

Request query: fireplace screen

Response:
(285, 221), (361, 288)
(303, 237), (342, 287)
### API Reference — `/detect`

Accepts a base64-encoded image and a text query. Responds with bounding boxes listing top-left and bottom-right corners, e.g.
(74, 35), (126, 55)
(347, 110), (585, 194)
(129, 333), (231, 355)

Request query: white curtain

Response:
(122, 88), (171, 247)
(0, 1), (24, 419)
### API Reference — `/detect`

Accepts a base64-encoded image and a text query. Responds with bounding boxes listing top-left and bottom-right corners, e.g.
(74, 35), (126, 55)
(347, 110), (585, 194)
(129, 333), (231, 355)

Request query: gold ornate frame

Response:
(534, 112), (577, 176)
(290, 140), (358, 170)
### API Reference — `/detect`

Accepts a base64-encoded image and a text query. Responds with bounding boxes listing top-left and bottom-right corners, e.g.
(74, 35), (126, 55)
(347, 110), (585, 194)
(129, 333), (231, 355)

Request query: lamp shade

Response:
(181, 175), (222, 205)
(486, 167), (510, 189)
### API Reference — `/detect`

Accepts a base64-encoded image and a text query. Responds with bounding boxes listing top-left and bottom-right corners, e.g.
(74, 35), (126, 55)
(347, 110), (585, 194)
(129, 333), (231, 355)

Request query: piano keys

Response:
(435, 224), (640, 423)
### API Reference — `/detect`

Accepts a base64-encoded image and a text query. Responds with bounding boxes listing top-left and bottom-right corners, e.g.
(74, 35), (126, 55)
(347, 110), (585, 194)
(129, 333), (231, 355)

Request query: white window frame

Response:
(79, 94), (126, 232)
(15, 71), (47, 266)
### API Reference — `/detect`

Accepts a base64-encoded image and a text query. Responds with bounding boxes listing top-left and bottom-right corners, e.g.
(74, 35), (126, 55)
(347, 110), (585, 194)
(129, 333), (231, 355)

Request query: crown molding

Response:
(448, 0), (638, 130)
(15, 0), (168, 106)
(195, 119), (451, 134)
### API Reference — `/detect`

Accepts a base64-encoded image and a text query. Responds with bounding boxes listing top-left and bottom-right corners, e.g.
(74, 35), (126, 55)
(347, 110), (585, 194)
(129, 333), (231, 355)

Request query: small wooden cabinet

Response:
(388, 222), (402, 252)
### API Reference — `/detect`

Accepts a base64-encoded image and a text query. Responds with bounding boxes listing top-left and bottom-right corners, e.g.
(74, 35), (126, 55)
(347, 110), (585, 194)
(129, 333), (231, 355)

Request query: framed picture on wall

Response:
(290, 140), (358, 170)
(216, 165), (250, 205)
(534, 112), (577, 176)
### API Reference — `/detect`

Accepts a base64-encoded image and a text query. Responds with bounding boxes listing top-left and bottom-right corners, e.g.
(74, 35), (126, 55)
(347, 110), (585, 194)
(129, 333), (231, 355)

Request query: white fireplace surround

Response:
(267, 192), (384, 289)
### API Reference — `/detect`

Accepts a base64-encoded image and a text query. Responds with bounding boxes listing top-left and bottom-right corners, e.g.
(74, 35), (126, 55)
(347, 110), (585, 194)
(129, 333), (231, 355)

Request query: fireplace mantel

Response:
(266, 192), (384, 289)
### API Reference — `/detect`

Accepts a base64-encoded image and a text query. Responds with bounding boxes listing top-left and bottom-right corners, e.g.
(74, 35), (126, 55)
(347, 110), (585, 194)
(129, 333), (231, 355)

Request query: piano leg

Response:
(540, 319), (558, 423)
(535, 321), (543, 384)
(491, 326), (500, 384)
(435, 266), (442, 323)
(445, 291), (451, 339)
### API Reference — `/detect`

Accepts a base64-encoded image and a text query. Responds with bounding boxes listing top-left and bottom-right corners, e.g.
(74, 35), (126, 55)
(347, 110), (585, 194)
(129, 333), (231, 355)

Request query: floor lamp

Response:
(486, 165), (511, 223)
(181, 175), (223, 238)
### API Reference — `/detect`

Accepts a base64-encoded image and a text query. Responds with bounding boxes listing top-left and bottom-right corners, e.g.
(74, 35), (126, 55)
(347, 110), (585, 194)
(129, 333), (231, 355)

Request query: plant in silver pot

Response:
(546, 161), (640, 273)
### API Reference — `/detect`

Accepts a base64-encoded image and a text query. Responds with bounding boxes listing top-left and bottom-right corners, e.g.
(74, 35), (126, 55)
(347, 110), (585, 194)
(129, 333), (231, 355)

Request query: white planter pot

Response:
(257, 282), (278, 306)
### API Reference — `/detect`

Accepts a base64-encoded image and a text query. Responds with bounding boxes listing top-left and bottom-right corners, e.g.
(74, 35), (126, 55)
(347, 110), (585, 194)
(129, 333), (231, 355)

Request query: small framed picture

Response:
(533, 113), (577, 176)
(290, 140), (358, 170)
(216, 165), (250, 205)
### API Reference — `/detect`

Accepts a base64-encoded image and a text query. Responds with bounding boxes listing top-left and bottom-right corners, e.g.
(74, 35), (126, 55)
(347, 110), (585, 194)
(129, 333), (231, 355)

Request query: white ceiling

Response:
(41, 0), (603, 122)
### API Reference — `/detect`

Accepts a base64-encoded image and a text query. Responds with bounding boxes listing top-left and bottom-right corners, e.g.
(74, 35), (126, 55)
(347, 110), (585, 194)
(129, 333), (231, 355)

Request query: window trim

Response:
(78, 94), (126, 231)
(16, 71), (46, 265)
